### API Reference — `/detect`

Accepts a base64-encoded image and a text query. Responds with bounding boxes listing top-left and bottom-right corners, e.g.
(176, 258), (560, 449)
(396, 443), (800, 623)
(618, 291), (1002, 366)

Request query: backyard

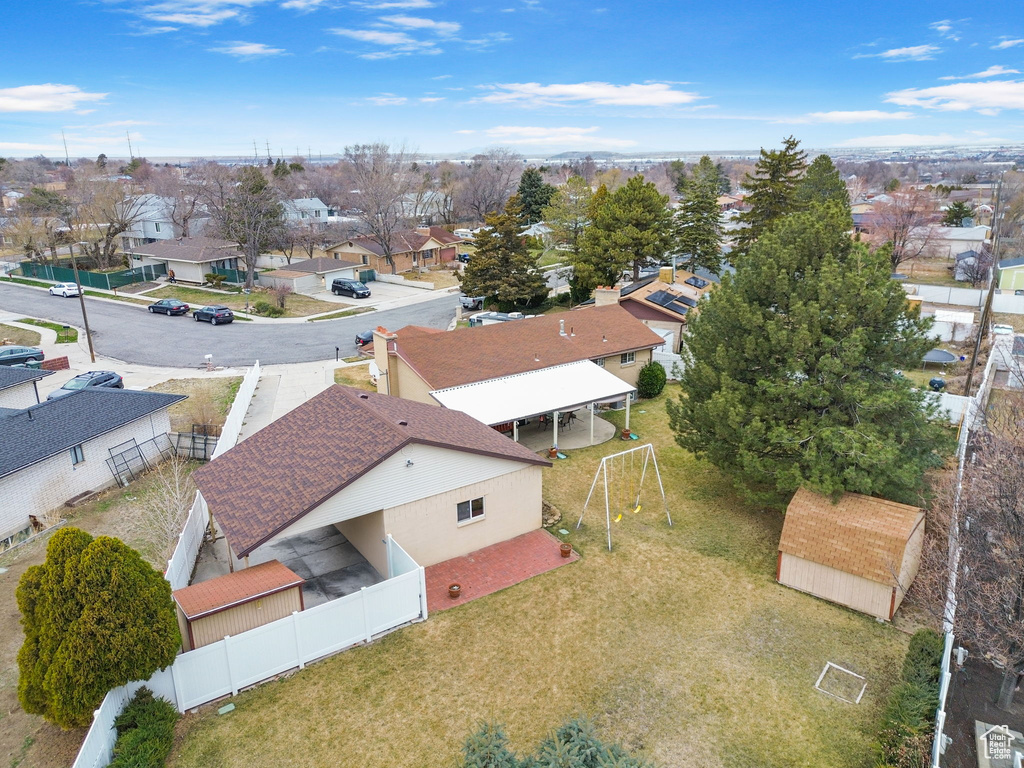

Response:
(147, 377), (242, 432)
(167, 392), (911, 768)
(147, 286), (338, 318)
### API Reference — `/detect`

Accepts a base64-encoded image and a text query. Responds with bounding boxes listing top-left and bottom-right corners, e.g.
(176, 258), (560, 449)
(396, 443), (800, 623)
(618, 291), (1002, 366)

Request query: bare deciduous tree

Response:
(343, 143), (411, 274)
(131, 457), (196, 564)
(67, 180), (147, 269)
(270, 282), (292, 309)
(867, 188), (940, 271)
(459, 149), (522, 222)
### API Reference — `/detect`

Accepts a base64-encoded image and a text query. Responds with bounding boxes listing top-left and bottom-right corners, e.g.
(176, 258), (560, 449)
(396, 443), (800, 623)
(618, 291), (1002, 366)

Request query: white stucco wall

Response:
(0, 381), (41, 410)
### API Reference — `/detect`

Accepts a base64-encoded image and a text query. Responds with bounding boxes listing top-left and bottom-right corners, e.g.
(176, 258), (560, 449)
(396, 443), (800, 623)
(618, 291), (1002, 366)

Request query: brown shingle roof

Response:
(288, 257), (362, 274)
(328, 227), (460, 257)
(130, 236), (242, 263)
(391, 304), (664, 389)
(779, 487), (924, 586)
(193, 386), (550, 558)
(173, 560), (303, 619)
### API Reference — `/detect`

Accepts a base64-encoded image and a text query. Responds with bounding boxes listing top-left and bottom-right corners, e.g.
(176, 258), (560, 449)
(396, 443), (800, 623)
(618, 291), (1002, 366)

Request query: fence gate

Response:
(106, 435), (175, 485)
(174, 424), (221, 461)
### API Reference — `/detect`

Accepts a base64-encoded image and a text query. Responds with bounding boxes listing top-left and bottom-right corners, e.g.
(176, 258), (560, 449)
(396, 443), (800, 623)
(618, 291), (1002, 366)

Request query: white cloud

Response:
(281, 0), (327, 9)
(144, 9), (241, 26)
(367, 94), (407, 105)
(838, 132), (1008, 148)
(455, 129), (475, 134)
(432, 74), (452, 80)
(210, 41), (287, 57)
(419, 96), (444, 102)
(378, 14), (459, 34)
(0, 141), (64, 152)
(477, 81), (700, 107)
(792, 110), (915, 123)
(940, 65), (1020, 80)
(330, 26), (439, 56)
(886, 79), (1024, 113)
(992, 38), (1024, 50)
(352, 0), (434, 7)
(0, 84), (108, 113)
(128, 24), (180, 35)
(855, 44), (941, 61)
(929, 19), (960, 41)
(482, 125), (636, 148)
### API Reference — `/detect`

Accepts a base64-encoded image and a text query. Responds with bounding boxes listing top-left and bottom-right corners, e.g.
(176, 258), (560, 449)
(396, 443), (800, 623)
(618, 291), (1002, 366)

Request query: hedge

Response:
(876, 629), (944, 768)
(110, 687), (179, 768)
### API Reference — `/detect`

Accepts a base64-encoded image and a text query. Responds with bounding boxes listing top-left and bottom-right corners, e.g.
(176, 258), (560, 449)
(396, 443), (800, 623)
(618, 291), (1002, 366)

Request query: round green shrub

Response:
(637, 360), (667, 398)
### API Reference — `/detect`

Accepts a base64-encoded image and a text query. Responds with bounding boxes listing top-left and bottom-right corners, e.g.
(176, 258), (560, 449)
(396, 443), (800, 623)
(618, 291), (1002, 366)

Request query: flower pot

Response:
(620, 428), (632, 441)
(448, 583), (462, 599)
(548, 447), (558, 459)
(560, 543), (573, 558)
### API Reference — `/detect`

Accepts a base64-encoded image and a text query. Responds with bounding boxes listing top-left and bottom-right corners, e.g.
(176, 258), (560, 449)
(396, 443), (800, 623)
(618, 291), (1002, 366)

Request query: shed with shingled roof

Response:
(777, 487), (925, 621)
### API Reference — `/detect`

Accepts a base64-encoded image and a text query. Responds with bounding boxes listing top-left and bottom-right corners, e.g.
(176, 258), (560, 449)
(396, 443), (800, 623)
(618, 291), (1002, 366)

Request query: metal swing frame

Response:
(575, 443), (671, 551)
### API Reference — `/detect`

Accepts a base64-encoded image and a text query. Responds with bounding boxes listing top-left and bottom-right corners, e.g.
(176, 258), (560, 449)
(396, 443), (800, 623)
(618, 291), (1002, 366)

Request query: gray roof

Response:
(130, 237), (241, 263)
(0, 366), (54, 392)
(288, 257), (362, 274)
(999, 256), (1024, 270)
(0, 389), (186, 479)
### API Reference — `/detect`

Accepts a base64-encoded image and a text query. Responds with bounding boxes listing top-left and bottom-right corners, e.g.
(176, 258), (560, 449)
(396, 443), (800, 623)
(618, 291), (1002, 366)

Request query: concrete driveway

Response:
(308, 280), (429, 308)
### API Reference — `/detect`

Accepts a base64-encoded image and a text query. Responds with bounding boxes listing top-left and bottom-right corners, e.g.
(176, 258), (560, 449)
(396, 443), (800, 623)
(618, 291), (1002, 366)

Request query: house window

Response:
(620, 351), (636, 365)
(361, 255), (368, 266)
(154, 222), (161, 233)
(70, 444), (85, 465)
(593, 357), (606, 368)
(301, 211), (307, 219)
(315, 210), (321, 218)
(457, 497), (485, 524)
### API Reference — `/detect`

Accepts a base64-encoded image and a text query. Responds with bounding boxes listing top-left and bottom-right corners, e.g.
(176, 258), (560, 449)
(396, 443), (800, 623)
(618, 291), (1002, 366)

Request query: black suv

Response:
(332, 278), (371, 298)
(193, 305), (235, 324)
(47, 371), (124, 400)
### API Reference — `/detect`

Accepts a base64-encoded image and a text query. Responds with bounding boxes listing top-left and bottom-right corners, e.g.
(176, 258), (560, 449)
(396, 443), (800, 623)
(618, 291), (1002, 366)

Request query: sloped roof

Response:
(389, 304), (665, 390)
(173, 560), (303, 619)
(779, 487), (924, 586)
(130, 236), (242, 263)
(0, 366), (54, 392)
(328, 226), (460, 257)
(0, 389), (186, 480)
(999, 256), (1024, 270)
(193, 386), (550, 558)
(287, 257), (362, 274)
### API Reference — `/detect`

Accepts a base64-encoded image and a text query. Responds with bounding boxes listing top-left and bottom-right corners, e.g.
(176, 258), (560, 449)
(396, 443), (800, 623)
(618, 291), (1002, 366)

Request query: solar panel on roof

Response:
(685, 276), (709, 289)
(674, 295), (698, 308)
(646, 290), (677, 307)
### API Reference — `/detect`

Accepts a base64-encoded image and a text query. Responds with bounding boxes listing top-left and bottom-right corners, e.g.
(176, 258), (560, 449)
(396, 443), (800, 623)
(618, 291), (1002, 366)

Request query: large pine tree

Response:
(667, 203), (948, 507)
(795, 154), (850, 216)
(517, 167), (556, 225)
(735, 136), (807, 255)
(675, 155), (724, 276)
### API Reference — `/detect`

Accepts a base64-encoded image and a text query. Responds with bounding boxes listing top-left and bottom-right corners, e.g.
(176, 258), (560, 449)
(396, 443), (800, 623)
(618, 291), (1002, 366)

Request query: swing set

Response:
(576, 443), (671, 551)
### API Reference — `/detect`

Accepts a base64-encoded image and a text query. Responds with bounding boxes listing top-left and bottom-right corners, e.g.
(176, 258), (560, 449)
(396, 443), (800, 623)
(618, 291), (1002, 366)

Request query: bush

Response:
(902, 629), (943, 688)
(252, 300), (284, 317)
(876, 629), (943, 768)
(637, 361), (667, 398)
(110, 687), (179, 768)
(203, 273), (227, 288)
(462, 717), (650, 768)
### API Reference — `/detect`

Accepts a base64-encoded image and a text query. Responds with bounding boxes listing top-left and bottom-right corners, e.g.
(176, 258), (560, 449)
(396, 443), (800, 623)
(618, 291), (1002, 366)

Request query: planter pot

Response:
(620, 428), (632, 441)
(448, 583), (462, 599)
(560, 543), (573, 558)
(548, 447), (558, 459)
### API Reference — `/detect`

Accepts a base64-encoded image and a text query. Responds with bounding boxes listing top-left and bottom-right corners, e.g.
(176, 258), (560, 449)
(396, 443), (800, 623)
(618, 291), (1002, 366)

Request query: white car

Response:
(49, 282), (81, 298)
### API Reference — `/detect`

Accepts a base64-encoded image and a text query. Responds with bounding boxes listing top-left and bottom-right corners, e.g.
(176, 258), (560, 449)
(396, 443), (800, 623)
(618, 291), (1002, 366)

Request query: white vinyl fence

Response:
(652, 350), (684, 380)
(212, 360), (261, 460)
(907, 283), (1024, 314)
(73, 536), (425, 768)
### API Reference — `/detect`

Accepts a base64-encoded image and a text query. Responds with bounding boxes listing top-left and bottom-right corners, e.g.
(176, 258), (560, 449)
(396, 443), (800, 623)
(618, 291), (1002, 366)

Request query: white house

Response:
(0, 389), (186, 549)
(129, 237), (244, 284)
(283, 198), (329, 229)
(121, 194), (211, 250)
(0, 367), (53, 409)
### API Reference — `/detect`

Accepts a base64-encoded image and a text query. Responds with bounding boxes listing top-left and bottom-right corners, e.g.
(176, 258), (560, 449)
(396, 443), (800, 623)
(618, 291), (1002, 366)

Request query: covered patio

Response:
(430, 360), (635, 452)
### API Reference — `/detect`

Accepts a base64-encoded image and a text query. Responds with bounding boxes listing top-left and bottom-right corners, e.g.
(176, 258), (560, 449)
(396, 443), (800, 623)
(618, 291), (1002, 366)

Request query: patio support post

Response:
(552, 410), (559, 450)
(590, 403), (595, 445)
(625, 396), (631, 432)
(513, 421), (518, 442)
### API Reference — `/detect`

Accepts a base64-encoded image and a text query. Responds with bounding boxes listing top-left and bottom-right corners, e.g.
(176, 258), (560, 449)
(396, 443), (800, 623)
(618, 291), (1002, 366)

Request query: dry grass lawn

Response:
(148, 286), (338, 318)
(402, 268), (461, 289)
(168, 392), (909, 768)
(0, 323), (42, 347)
(147, 377), (242, 432)
(333, 363), (375, 391)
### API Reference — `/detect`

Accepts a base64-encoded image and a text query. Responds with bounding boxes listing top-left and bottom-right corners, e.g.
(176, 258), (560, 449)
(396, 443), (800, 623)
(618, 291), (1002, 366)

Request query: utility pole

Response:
(964, 173), (1004, 396)
(68, 243), (96, 363)
(126, 131), (134, 160)
(61, 130), (70, 166)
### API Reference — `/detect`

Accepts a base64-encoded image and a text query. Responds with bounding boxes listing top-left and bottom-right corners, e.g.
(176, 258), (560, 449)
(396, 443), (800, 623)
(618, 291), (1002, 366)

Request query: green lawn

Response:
(148, 286), (338, 318)
(17, 318), (78, 343)
(169, 391), (908, 768)
(308, 307), (376, 322)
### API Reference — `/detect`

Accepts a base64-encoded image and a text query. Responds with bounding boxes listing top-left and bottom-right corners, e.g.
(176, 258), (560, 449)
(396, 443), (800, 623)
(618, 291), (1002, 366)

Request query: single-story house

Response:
(777, 487), (925, 621)
(999, 256), (1024, 293)
(192, 386), (550, 572)
(173, 560), (305, 651)
(129, 237), (244, 284)
(0, 389), (186, 549)
(259, 256), (364, 295)
(0, 366), (54, 409)
(325, 226), (460, 273)
(952, 249), (990, 283)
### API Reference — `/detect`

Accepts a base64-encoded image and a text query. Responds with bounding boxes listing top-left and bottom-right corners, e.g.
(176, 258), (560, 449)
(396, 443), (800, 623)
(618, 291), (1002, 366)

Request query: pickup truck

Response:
(460, 295), (484, 310)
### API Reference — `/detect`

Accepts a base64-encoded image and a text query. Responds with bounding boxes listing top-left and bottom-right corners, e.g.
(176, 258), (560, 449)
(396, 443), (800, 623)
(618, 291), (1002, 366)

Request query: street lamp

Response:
(69, 241), (96, 363)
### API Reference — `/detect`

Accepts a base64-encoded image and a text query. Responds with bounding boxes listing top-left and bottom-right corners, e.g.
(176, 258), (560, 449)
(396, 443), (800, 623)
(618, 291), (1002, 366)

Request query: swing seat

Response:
(614, 514), (623, 523)
(632, 504), (642, 514)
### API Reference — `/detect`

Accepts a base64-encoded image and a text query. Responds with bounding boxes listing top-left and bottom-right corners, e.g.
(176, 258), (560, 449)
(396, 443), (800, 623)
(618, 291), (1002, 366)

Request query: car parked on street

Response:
(0, 346), (45, 366)
(148, 298), (190, 315)
(48, 282), (81, 298)
(193, 305), (235, 325)
(46, 370), (124, 400)
(355, 330), (374, 347)
(460, 295), (484, 310)
(331, 278), (371, 298)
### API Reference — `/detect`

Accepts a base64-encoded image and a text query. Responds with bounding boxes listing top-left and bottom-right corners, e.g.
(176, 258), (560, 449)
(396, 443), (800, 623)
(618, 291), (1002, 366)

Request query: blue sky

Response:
(3, 0), (1024, 158)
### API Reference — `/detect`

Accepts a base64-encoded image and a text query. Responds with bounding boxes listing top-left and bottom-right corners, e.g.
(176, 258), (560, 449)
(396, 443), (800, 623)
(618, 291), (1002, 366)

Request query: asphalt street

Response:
(0, 283), (458, 367)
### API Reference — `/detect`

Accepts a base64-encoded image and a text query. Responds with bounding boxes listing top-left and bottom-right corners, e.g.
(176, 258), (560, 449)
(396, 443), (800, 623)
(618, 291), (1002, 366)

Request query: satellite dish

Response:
(368, 360), (380, 384)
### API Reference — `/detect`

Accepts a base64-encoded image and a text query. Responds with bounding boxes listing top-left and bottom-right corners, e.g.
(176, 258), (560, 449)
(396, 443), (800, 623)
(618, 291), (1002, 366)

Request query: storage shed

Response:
(777, 488), (925, 621)
(173, 560), (304, 651)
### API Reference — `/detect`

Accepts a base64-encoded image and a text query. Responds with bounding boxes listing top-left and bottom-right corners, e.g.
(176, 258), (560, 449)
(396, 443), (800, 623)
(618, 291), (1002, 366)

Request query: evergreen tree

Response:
(735, 136), (807, 254)
(577, 174), (673, 284)
(517, 167), (556, 225)
(667, 203), (948, 507)
(795, 154), (850, 217)
(715, 162), (732, 194)
(17, 528), (180, 728)
(542, 175), (592, 255)
(668, 159), (688, 195)
(674, 155), (724, 276)
(942, 201), (975, 227)
(460, 195), (547, 309)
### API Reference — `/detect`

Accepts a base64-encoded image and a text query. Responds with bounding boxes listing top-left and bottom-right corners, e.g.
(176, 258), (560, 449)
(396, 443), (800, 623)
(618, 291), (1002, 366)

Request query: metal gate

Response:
(106, 434), (175, 485)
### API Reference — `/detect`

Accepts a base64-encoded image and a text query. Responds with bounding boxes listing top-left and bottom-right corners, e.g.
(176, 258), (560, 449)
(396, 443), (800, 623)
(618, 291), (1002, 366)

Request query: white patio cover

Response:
(430, 360), (635, 426)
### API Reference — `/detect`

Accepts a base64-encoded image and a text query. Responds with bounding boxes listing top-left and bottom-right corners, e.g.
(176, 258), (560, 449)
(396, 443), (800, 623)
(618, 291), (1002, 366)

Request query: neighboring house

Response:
(121, 194), (210, 249)
(777, 487), (925, 621)
(260, 256), (364, 295)
(916, 224), (990, 259)
(999, 256), (1024, 293)
(325, 226), (460, 273)
(520, 221), (553, 245)
(952, 249), (990, 283)
(0, 367), (54, 409)
(192, 386), (550, 572)
(2, 190), (24, 211)
(0, 389), (186, 548)
(283, 198), (329, 230)
(130, 237), (244, 284)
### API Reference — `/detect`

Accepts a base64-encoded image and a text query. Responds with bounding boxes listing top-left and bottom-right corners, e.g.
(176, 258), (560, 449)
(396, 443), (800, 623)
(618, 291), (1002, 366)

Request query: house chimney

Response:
(559, 318), (567, 336)
(415, 226), (430, 236)
(594, 286), (621, 306)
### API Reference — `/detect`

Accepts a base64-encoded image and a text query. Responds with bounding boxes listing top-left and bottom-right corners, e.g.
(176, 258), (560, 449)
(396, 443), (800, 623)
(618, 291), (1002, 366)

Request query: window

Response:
(315, 210), (321, 218)
(457, 497), (484, 524)
(70, 444), (84, 465)
(593, 357), (606, 368)
(361, 255), (369, 265)
(620, 351), (636, 365)
(154, 222), (162, 233)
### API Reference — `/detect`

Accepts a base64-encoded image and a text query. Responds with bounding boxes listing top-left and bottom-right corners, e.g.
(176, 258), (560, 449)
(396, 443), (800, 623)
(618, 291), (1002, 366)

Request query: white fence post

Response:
(224, 635), (238, 696)
(361, 587), (372, 643)
(292, 612), (305, 670)
(419, 566), (428, 621)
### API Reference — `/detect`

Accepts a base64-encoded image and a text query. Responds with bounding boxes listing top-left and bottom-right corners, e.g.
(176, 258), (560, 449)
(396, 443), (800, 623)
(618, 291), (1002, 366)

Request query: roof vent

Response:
(602, 335), (607, 342)
(359, 393), (369, 399)
(559, 319), (567, 336)
(398, 420), (408, 426)
(570, 326), (575, 337)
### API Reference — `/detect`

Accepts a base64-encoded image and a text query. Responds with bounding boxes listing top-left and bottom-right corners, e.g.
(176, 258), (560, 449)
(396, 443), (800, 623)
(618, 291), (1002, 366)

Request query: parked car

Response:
(460, 295), (485, 310)
(47, 370), (124, 400)
(331, 278), (371, 298)
(0, 345), (44, 366)
(193, 305), (234, 325)
(456, 252), (471, 263)
(48, 282), (81, 298)
(355, 330), (374, 347)
(148, 298), (190, 315)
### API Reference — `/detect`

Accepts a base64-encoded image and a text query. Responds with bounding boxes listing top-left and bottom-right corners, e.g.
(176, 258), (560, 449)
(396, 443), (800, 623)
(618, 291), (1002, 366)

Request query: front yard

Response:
(168, 392), (909, 768)
(147, 286), (338, 318)
(147, 377), (242, 432)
